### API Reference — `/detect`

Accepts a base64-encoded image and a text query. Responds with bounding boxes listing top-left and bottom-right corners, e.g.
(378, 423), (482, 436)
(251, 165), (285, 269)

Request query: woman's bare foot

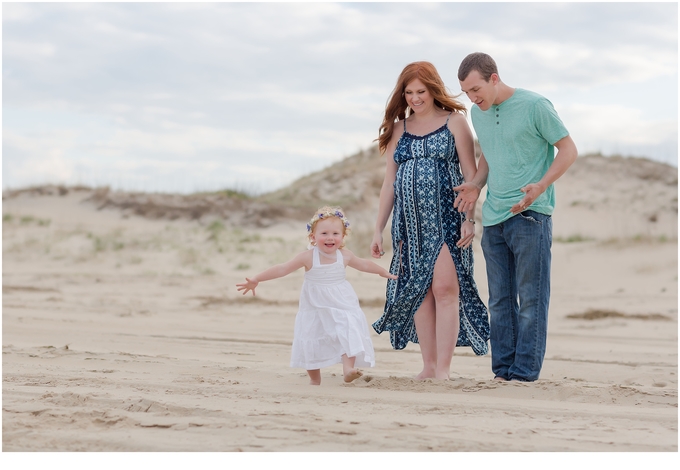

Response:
(343, 368), (363, 383)
(415, 371), (435, 380)
(415, 364), (437, 380)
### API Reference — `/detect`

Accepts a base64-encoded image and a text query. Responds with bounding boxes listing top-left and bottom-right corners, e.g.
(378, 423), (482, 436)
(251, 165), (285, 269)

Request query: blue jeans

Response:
(481, 210), (552, 382)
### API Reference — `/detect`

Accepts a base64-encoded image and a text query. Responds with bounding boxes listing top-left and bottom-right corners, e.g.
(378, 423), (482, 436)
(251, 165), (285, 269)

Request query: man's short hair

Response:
(458, 52), (499, 82)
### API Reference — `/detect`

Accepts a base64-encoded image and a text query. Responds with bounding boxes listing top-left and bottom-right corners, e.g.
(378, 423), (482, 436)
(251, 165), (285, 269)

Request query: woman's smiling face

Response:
(404, 78), (434, 113)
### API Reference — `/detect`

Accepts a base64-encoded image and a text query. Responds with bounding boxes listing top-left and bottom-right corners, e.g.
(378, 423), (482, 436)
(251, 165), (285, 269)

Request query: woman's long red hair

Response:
(377, 61), (467, 154)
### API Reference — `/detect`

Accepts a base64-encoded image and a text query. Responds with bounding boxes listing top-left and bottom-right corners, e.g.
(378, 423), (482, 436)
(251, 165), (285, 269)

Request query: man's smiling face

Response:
(460, 70), (500, 111)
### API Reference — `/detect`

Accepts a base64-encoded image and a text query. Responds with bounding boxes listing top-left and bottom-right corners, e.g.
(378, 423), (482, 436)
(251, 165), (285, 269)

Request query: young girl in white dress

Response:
(236, 206), (397, 385)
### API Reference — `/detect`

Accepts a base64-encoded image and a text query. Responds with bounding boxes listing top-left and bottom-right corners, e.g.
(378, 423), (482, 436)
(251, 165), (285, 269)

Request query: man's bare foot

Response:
(493, 376), (507, 382)
(343, 368), (363, 383)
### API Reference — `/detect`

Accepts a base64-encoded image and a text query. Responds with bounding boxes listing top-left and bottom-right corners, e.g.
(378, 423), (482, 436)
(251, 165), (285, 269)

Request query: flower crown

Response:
(306, 207), (350, 235)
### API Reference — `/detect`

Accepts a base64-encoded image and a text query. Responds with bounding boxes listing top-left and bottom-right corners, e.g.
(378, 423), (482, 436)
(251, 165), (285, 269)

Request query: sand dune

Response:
(2, 153), (677, 453)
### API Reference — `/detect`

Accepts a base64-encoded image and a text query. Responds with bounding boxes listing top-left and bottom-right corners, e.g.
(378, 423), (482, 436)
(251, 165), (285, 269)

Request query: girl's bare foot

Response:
(308, 369), (321, 385)
(343, 368), (363, 383)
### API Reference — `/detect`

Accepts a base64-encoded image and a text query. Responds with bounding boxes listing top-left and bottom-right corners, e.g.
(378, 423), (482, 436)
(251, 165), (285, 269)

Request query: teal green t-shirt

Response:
(471, 88), (569, 227)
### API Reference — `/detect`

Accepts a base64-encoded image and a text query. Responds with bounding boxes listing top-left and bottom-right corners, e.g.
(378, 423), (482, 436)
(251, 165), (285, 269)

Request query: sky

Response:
(3, 1), (678, 195)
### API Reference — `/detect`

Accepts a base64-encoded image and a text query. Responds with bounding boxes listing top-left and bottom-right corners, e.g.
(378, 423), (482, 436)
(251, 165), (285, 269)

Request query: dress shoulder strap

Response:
(445, 112), (453, 125)
(311, 246), (320, 267)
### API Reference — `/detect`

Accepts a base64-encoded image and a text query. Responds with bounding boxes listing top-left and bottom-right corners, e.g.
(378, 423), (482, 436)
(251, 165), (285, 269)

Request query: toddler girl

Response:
(236, 206), (397, 385)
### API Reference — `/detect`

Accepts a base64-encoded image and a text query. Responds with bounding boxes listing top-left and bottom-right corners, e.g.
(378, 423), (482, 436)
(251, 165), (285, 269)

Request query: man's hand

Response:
(453, 182), (481, 213)
(510, 183), (545, 214)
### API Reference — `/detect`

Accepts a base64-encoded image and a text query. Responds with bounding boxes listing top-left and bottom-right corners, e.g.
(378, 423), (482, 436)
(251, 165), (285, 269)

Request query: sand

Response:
(2, 154), (678, 457)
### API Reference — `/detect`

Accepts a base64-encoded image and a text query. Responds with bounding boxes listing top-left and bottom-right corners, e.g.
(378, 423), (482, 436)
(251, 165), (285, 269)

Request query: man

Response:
(455, 52), (578, 382)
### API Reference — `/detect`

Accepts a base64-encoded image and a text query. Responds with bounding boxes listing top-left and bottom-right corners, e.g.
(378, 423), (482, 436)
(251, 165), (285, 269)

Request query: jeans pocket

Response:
(518, 210), (550, 225)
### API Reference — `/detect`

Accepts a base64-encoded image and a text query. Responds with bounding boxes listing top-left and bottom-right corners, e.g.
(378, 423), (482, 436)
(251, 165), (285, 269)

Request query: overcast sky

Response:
(3, 1), (678, 194)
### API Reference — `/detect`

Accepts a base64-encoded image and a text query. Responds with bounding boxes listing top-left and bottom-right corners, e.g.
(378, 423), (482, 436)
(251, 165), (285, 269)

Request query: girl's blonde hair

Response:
(377, 61), (467, 155)
(306, 206), (351, 248)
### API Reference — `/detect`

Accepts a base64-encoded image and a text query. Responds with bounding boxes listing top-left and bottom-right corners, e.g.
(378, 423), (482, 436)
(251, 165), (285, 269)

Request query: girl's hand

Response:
(236, 277), (259, 296)
(370, 233), (384, 259)
(456, 220), (475, 249)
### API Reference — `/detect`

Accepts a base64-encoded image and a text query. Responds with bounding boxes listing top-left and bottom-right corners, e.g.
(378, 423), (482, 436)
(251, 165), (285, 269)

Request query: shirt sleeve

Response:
(533, 97), (569, 145)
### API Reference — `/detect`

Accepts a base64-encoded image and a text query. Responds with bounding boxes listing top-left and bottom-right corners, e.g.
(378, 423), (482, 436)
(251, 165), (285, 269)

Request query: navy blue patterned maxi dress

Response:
(372, 114), (490, 355)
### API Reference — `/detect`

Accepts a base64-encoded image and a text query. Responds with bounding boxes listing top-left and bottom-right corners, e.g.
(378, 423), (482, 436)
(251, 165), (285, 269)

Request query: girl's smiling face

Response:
(311, 217), (345, 255)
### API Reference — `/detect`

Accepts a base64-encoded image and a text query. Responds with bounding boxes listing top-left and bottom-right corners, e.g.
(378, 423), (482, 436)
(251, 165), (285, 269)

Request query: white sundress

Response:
(290, 246), (376, 370)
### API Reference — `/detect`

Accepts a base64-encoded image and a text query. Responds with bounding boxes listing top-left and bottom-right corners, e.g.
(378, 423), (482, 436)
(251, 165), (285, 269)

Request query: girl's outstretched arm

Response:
(236, 250), (311, 296)
(343, 249), (398, 280)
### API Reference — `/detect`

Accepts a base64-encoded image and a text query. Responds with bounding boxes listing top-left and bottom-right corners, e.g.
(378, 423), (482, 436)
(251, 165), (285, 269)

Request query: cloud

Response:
(3, 40), (56, 58)
(3, 130), (80, 185)
(2, 2), (677, 193)
(563, 103), (677, 146)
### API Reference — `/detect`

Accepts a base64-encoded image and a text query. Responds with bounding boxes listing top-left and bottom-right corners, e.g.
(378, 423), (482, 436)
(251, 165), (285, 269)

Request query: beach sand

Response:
(2, 154), (678, 455)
